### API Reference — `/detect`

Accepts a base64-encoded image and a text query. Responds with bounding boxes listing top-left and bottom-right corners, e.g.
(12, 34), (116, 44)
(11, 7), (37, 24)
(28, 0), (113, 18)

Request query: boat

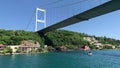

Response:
(88, 51), (92, 55)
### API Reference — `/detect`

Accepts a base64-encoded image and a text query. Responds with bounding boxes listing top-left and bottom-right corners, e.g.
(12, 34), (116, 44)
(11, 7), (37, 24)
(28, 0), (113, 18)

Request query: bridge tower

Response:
(35, 8), (46, 31)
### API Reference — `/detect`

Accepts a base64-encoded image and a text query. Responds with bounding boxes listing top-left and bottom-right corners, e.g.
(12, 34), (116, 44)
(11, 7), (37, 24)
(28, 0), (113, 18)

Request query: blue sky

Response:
(0, 0), (120, 40)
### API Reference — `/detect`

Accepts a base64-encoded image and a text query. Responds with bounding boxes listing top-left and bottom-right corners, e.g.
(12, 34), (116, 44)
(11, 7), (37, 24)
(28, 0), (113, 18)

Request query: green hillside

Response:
(44, 30), (90, 49)
(43, 30), (120, 50)
(0, 29), (43, 45)
(1, 29), (120, 50)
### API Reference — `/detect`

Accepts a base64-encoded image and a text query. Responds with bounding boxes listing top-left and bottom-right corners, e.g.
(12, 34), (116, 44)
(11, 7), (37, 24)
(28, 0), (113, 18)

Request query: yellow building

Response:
(9, 45), (19, 53)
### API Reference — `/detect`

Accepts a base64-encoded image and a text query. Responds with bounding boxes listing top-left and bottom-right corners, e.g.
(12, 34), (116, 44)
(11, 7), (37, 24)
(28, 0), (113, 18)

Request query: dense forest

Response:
(1, 29), (120, 50)
(44, 30), (90, 49)
(0, 29), (43, 45)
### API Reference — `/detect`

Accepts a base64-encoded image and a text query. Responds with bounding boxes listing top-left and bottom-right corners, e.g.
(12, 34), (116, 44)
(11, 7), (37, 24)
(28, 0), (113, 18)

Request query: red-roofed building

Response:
(0, 44), (5, 51)
(81, 45), (91, 51)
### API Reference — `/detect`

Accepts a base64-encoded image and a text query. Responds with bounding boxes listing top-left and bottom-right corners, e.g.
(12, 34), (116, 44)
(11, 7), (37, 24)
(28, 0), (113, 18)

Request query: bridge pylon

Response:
(35, 8), (46, 31)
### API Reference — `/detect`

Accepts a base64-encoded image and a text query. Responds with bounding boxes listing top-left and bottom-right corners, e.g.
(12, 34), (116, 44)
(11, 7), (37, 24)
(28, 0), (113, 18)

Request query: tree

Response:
(3, 47), (12, 53)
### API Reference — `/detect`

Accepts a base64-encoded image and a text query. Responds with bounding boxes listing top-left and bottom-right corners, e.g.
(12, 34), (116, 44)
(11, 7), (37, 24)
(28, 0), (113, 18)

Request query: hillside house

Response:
(19, 40), (40, 53)
(83, 37), (98, 44)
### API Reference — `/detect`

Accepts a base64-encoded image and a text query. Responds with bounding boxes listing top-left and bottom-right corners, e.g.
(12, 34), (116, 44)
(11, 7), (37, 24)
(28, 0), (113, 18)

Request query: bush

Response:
(3, 47), (12, 53)
(103, 46), (112, 49)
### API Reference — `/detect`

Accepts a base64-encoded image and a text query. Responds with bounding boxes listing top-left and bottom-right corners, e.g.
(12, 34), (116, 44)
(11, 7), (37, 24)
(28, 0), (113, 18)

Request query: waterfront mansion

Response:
(0, 40), (40, 54)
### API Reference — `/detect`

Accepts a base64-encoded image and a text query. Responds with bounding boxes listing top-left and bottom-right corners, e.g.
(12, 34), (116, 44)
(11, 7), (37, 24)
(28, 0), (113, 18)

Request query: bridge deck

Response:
(38, 0), (120, 35)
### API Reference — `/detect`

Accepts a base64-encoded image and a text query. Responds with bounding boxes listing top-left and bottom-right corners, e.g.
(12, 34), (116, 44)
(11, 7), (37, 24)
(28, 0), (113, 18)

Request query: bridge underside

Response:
(37, 0), (120, 35)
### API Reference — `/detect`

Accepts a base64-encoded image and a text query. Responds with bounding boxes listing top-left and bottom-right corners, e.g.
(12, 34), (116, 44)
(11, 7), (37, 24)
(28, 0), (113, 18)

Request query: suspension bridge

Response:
(34, 0), (120, 35)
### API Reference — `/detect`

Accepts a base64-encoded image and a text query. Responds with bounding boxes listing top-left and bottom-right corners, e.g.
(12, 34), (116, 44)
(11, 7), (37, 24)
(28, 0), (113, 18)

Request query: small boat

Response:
(88, 51), (92, 55)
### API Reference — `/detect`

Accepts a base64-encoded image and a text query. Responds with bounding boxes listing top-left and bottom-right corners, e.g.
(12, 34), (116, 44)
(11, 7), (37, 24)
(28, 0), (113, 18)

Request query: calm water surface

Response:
(0, 50), (120, 68)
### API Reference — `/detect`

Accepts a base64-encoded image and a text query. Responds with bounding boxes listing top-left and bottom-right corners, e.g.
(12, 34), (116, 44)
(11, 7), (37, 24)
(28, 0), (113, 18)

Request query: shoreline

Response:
(1, 49), (120, 56)
(0, 52), (42, 56)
